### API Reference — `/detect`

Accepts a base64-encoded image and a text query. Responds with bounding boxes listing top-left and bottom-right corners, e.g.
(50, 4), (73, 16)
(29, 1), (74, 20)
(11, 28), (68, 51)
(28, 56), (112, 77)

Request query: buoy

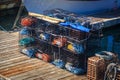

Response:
(35, 53), (51, 62)
(42, 53), (51, 62)
(52, 37), (67, 47)
(21, 16), (37, 27)
(67, 43), (84, 54)
(67, 43), (74, 52)
(35, 52), (42, 59)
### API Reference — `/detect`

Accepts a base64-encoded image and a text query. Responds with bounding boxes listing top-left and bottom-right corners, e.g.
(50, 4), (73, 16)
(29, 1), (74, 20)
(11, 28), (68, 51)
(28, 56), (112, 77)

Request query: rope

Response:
(95, 51), (114, 61)
(104, 63), (117, 80)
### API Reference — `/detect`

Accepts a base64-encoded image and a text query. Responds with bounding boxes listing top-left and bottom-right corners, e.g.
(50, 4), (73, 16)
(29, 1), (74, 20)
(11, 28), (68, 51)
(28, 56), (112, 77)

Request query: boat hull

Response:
(0, 0), (21, 10)
(23, 0), (120, 14)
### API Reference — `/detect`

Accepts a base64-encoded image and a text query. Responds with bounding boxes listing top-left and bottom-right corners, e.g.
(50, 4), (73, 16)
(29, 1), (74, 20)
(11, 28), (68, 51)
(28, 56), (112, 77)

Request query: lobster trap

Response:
(87, 56), (105, 80)
(18, 7), (103, 74)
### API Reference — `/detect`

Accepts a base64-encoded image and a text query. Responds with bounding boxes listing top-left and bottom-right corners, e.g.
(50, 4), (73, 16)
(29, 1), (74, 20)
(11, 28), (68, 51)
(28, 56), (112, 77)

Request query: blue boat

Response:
(23, 0), (120, 14)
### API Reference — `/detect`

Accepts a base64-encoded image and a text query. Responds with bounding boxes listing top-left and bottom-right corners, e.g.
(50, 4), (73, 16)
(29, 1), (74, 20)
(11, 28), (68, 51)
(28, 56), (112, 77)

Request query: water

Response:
(0, 8), (120, 61)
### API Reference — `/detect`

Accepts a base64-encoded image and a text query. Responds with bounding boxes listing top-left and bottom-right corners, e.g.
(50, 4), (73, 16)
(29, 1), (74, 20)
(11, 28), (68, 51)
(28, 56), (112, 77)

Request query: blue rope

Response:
(19, 37), (35, 46)
(73, 43), (84, 54)
(65, 63), (85, 75)
(52, 59), (65, 69)
(20, 27), (30, 35)
(21, 48), (36, 58)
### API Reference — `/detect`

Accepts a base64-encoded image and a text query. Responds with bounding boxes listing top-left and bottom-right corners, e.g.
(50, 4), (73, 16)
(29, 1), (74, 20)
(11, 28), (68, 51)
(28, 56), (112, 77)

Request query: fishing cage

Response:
(33, 16), (90, 74)
(87, 56), (105, 80)
(19, 16), (39, 58)
(18, 8), (101, 74)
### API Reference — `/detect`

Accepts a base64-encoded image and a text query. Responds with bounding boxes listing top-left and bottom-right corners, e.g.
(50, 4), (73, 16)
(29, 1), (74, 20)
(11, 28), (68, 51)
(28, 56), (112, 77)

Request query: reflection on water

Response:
(0, 8), (120, 60)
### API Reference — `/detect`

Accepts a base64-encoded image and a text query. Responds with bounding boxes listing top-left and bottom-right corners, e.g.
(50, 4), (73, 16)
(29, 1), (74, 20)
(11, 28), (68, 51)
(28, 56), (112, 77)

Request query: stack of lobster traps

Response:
(19, 8), (104, 75)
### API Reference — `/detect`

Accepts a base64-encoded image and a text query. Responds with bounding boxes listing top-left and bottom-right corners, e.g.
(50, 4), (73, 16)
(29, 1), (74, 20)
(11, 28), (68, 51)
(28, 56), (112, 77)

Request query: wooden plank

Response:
(0, 33), (16, 38)
(0, 38), (18, 44)
(0, 50), (19, 57)
(43, 69), (72, 80)
(0, 40), (18, 48)
(0, 44), (19, 53)
(45, 71), (72, 80)
(2, 61), (42, 77)
(0, 50), (20, 59)
(0, 39), (18, 44)
(0, 48), (19, 54)
(0, 52), (23, 62)
(10, 63), (55, 80)
(0, 58), (38, 70)
(58, 75), (87, 80)
(0, 59), (40, 74)
(29, 12), (64, 24)
(0, 56), (29, 68)
(24, 68), (62, 80)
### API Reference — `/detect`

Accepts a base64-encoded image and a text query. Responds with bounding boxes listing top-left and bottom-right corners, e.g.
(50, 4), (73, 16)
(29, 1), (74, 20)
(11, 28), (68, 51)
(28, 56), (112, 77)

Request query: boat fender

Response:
(21, 16), (37, 27)
(52, 37), (67, 47)
(35, 53), (51, 62)
(42, 53), (51, 62)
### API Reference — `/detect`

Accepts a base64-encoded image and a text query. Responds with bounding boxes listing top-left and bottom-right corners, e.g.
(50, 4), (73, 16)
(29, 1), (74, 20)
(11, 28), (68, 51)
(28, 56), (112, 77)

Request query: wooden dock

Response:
(0, 31), (87, 80)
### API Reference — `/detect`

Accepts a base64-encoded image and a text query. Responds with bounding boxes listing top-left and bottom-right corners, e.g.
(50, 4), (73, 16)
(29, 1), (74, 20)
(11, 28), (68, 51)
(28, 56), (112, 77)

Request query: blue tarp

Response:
(59, 22), (90, 33)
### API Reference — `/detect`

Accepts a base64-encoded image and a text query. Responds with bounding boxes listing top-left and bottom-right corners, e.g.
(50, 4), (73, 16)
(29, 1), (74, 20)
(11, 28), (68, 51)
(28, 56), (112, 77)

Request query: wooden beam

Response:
(29, 12), (65, 24)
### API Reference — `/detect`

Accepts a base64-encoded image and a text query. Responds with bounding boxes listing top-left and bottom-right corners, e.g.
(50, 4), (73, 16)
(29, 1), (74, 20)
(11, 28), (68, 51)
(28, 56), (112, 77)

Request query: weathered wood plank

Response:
(58, 75), (87, 80)
(11, 63), (55, 80)
(2, 61), (42, 77)
(24, 69), (62, 80)
(0, 58), (38, 71)
(29, 12), (64, 24)
(0, 44), (19, 53)
(0, 56), (29, 67)
(0, 39), (18, 48)
(0, 33), (16, 39)
(0, 51), (22, 61)
(0, 48), (19, 54)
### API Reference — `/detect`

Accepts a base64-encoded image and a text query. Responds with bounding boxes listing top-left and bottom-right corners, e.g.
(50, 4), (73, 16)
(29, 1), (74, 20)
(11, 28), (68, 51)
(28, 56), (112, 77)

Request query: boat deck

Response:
(0, 31), (87, 80)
